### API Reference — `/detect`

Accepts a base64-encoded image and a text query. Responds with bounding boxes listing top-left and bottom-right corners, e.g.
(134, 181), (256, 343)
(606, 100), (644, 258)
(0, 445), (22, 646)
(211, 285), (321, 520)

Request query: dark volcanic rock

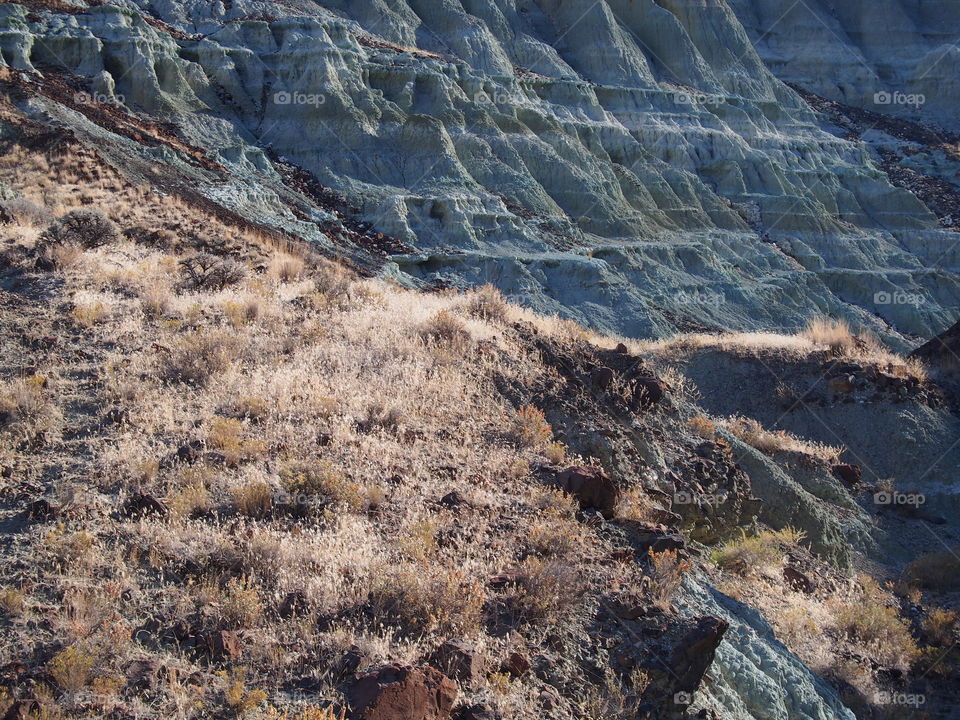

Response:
(554, 466), (619, 517)
(668, 616), (729, 695)
(831, 464), (862, 486)
(347, 664), (457, 720)
(429, 639), (486, 687)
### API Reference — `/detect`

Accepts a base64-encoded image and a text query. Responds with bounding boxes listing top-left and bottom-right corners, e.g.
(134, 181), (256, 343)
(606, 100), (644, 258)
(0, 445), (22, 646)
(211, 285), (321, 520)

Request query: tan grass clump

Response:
(712, 528), (806, 576)
(464, 283), (509, 322)
(800, 316), (855, 355)
(510, 404), (552, 448)
(161, 330), (236, 386)
(721, 416), (841, 462)
(645, 549), (692, 611)
(901, 548), (960, 590)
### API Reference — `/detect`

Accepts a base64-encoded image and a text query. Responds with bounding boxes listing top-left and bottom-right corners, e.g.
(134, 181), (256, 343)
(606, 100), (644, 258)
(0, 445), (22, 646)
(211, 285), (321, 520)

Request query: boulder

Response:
(3, 701), (40, 720)
(122, 493), (169, 519)
(348, 664), (457, 720)
(783, 566), (817, 594)
(635, 529), (686, 555)
(198, 630), (242, 661)
(554, 466), (619, 517)
(831, 464), (862, 486)
(500, 651), (530, 678)
(668, 616), (729, 695)
(632, 377), (667, 409)
(429, 640), (486, 687)
(590, 366), (615, 390)
(453, 704), (500, 720)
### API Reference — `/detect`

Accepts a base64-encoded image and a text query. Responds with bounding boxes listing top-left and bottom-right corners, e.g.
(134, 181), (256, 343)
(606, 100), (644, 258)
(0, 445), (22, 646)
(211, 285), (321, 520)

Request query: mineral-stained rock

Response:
(783, 566), (817, 594)
(429, 640), (486, 687)
(668, 616), (729, 695)
(831, 464), (862, 486)
(500, 652), (530, 678)
(632, 377), (668, 409)
(554, 466), (619, 517)
(347, 664), (457, 720)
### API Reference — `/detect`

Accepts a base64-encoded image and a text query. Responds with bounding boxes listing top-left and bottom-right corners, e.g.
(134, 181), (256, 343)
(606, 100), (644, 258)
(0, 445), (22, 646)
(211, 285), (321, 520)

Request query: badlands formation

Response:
(1, 0), (959, 341)
(0, 1), (959, 720)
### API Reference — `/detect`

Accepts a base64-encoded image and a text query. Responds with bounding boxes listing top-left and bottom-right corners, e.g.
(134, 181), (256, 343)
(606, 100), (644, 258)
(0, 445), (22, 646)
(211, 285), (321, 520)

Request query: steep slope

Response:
(0, 0), (958, 344)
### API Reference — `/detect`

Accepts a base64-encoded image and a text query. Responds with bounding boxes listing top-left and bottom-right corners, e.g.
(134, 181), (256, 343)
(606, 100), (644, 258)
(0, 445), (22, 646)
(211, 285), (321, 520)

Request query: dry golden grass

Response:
(720, 415), (842, 462)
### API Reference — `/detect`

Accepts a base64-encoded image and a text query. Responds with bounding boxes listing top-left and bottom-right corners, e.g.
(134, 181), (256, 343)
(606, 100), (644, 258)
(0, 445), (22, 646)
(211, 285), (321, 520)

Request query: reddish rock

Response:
(783, 566), (817, 594)
(831, 464), (862, 486)
(615, 343), (629, 354)
(632, 376), (667, 409)
(591, 366), (615, 390)
(199, 630), (242, 660)
(429, 640), (486, 687)
(554, 466), (619, 517)
(123, 493), (169, 519)
(348, 664), (456, 720)
(4, 701), (39, 720)
(500, 652), (530, 678)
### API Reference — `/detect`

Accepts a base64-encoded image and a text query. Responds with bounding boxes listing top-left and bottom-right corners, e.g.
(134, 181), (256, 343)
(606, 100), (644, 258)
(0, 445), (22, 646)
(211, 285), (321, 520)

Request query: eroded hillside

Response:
(1, 103), (959, 720)
(0, 0), (958, 343)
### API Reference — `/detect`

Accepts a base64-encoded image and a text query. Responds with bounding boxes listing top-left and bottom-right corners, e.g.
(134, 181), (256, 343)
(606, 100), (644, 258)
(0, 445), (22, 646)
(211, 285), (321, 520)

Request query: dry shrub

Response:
(0, 375), (59, 436)
(645, 549), (691, 611)
(231, 481), (274, 518)
(168, 483), (212, 520)
(687, 415), (716, 440)
(281, 461), (366, 513)
(527, 516), (585, 558)
(222, 299), (261, 327)
(179, 252), (246, 291)
(71, 301), (108, 327)
(313, 260), (353, 303)
(42, 209), (118, 249)
(922, 608), (959, 646)
(508, 557), (584, 623)
(49, 645), (95, 694)
(421, 309), (470, 348)
(510, 404), (552, 448)
(801, 316), (855, 355)
(711, 528), (805, 576)
(543, 442), (567, 465)
(162, 331), (235, 386)
(224, 668), (268, 715)
(722, 416), (840, 462)
(901, 548), (960, 590)
(218, 576), (264, 629)
(270, 253), (305, 282)
(0, 588), (25, 616)
(465, 283), (508, 322)
(0, 196), (52, 226)
(140, 287), (171, 320)
(370, 565), (485, 636)
(207, 417), (266, 467)
(832, 576), (919, 671)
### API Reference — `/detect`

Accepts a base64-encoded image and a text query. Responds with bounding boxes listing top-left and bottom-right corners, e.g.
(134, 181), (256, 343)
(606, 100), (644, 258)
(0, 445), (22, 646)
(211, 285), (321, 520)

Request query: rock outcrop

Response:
(1, 0), (958, 344)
